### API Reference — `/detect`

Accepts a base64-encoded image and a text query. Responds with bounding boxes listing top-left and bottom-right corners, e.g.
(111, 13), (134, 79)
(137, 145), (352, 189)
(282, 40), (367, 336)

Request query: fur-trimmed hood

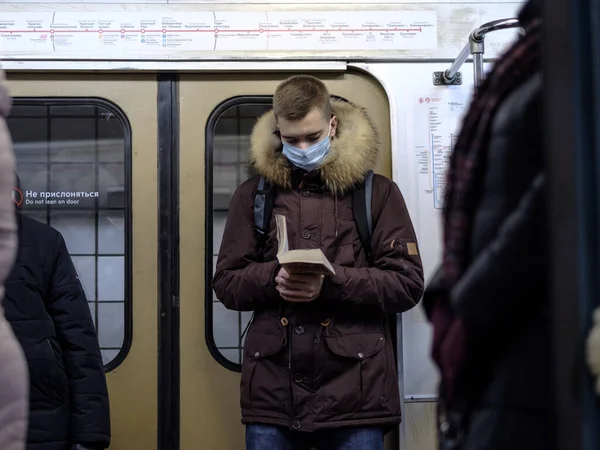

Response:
(249, 99), (379, 194)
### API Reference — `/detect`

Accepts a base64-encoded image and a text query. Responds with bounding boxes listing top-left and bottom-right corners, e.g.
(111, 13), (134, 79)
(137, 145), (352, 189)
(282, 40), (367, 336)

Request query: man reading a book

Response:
(213, 75), (424, 450)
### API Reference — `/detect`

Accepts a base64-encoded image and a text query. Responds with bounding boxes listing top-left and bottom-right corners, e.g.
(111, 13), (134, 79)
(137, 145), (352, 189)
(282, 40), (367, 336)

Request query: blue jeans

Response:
(246, 424), (384, 450)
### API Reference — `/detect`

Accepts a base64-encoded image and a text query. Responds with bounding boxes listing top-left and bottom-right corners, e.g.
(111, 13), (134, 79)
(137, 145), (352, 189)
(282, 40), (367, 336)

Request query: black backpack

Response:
(253, 170), (375, 266)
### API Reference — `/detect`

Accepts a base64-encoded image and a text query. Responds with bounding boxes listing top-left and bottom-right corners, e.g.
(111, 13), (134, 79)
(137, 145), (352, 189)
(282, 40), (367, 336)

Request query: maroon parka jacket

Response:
(213, 100), (424, 433)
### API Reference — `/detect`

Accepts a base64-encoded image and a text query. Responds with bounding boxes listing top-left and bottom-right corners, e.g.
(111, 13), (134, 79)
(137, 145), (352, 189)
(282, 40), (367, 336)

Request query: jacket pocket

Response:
(322, 332), (386, 415)
(32, 339), (69, 405)
(45, 340), (68, 389)
(334, 243), (355, 267)
(241, 331), (287, 414)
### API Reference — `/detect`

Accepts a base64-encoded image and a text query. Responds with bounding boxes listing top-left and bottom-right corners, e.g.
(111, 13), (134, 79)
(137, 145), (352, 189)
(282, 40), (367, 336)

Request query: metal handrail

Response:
(440, 18), (523, 90)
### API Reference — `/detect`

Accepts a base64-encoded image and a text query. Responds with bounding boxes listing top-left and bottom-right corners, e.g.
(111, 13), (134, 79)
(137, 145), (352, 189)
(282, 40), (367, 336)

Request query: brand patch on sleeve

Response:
(406, 242), (419, 256)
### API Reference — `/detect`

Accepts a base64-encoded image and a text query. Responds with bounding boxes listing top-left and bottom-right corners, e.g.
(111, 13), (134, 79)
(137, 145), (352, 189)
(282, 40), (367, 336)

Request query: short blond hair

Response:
(273, 75), (331, 121)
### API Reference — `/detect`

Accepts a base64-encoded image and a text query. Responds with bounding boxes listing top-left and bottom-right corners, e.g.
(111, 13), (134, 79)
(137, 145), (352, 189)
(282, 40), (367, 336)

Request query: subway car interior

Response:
(0, 0), (599, 448)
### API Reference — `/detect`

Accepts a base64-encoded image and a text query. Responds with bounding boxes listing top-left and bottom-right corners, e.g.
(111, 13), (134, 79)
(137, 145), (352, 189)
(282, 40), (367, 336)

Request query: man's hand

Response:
(275, 267), (324, 302)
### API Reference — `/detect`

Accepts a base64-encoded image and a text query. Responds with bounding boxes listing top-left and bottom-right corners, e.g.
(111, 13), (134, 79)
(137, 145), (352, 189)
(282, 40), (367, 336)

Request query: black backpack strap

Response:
(253, 176), (275, 258)
(353, 170), (375, 266)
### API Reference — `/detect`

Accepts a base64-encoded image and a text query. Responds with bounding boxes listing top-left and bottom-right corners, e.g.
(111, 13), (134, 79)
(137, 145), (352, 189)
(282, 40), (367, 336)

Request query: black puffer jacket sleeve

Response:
(451, 175), (546, 338)
(46, 231), (111, 448)
(450, 72), (546, 354)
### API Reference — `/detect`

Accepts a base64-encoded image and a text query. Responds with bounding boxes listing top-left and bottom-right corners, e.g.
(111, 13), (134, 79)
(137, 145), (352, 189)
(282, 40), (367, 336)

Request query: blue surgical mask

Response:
(282, 126), (331, 172)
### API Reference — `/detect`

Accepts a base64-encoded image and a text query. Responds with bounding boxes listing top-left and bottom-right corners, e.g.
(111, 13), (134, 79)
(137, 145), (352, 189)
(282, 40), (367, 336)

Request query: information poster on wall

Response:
(412, 91), (468, 213)
(0, 11), (437, 56)
(401, 78), (472, 400)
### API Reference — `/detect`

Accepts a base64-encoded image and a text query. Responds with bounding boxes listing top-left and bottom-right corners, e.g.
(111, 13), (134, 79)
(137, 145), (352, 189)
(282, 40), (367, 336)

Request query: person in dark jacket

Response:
(423, 1), (553, 449)
(213, 75), (424, 449)
(5, 174), (111, 450)
(0, 67), (29, 450)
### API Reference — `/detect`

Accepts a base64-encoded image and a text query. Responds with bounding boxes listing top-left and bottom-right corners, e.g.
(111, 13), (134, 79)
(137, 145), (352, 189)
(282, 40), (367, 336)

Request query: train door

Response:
(177, 69), (396, 449)
(5, 74), (159, 450)
(544, 0), (600, 446)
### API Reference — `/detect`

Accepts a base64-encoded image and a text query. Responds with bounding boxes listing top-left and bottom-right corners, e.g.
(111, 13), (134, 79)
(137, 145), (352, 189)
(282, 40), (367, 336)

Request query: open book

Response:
(275, 214), (335, 276)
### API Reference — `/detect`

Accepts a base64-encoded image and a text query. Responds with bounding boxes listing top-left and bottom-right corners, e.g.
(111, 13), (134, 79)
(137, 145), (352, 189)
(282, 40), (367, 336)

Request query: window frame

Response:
(205, 95), (273, 373)
(10, 96), (133, 373)
(205, 94), (351, 372)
